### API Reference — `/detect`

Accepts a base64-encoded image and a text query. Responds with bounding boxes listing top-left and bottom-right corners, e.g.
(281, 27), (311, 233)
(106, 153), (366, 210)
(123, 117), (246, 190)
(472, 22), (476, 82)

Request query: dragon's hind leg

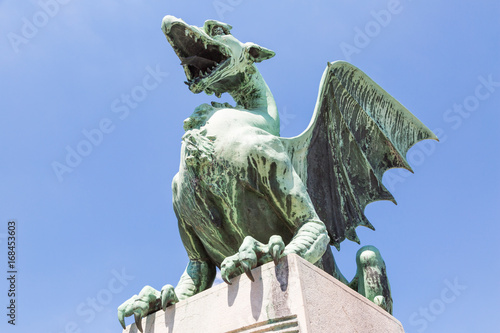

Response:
(348, 245), (393, 314)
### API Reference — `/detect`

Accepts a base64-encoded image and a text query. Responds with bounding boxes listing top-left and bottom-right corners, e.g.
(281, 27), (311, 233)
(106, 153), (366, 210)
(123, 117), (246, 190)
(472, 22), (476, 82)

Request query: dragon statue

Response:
(118, 16), (437, 332)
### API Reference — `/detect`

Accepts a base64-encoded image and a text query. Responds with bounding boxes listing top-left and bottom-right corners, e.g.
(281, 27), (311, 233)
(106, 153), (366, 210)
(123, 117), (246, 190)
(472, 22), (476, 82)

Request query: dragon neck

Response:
(227, 66), (280, 135)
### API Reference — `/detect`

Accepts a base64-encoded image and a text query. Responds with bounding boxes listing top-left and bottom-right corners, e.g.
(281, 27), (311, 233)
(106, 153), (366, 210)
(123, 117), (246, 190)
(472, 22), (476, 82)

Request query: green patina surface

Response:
(118, 16), (437, 332)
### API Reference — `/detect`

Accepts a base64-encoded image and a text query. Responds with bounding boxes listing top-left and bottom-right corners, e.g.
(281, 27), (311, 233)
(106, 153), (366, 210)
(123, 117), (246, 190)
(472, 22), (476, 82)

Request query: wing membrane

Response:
(281, 61), (437, 249)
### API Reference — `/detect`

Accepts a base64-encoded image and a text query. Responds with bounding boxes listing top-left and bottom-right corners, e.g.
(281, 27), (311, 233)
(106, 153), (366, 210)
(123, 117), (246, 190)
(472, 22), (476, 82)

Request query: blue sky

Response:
(1, 1), (499, 332)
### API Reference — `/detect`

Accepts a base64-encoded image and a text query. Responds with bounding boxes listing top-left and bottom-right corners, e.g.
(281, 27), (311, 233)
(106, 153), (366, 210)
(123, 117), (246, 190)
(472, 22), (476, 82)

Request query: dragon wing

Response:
(280, 61), (437, 250)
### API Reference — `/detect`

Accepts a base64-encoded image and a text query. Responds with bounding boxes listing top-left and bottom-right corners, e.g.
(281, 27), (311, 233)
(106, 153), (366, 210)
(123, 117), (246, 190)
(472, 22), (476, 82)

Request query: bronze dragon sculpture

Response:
(118, 16), (437, 332)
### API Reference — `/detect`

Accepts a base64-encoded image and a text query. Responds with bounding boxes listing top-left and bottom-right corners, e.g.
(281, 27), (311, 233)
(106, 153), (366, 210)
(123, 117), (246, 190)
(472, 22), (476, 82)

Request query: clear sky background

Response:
(1, 1), (499, 332)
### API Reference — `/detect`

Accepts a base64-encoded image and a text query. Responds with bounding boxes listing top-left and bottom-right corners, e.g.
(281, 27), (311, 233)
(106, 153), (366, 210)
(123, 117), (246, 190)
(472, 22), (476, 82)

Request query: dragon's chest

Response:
(173, 103), (285, 234)
(174, 126), (264, 219)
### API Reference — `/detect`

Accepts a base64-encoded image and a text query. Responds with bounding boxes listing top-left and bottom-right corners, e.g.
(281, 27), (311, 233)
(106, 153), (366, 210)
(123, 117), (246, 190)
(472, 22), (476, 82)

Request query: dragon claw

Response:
(222, 272), (232, 285)
(269, 235), (285, 265)
(117, 285), (164, 331)
(134, 312), (143, 333)
(271, 245), (280, 265)
(220, 258), (235, 285)
(241, 261), (255, 282)
(118, 311), (126, 330)
(373, 295), (389, 312)
(161, 284), (179, 311)
(220, 235), (286, 284)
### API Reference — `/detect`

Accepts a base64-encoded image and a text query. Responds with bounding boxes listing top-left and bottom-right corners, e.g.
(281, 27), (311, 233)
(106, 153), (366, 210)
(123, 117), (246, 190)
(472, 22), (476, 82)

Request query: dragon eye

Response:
(212, 26), (225, 36)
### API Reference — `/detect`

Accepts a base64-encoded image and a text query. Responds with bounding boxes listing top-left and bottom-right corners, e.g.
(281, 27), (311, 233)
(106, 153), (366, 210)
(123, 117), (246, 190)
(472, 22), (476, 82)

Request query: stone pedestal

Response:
(123, 254), (404, 333)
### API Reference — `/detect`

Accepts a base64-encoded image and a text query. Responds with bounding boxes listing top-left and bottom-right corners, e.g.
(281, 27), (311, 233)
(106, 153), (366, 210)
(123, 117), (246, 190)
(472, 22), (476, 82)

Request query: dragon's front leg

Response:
(221, 145), (330, 283)
(118, 259), (215, 332)
(282, 220), (330, 263)
(221, 221), (329, 283)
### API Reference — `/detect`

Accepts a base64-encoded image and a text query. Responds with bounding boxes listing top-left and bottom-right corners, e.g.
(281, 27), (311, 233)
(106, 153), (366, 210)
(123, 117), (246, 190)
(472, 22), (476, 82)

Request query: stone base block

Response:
(123, 254), (404, 333)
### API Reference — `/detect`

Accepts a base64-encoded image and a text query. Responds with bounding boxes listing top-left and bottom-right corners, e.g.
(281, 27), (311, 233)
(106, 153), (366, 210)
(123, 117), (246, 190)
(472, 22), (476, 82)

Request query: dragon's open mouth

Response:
(165, 24), (230, 88)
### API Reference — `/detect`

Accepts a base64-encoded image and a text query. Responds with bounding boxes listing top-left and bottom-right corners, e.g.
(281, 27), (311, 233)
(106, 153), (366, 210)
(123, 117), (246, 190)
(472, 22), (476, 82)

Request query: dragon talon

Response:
(118, 311), (126, 330)
(160, 287), (167, 310)
(244, 269), (254, 282)
(222, 273), (232, 285)
(160, 284), (178, 311)
(241, 262), (255, 282)
(134, 312), (143, 333)
(374, 295), (386, 307)
(271, 248), (278, 265)
(161, 294), (168, 311)
(270, 245), (281, 265)
(221, 266), (232, 285)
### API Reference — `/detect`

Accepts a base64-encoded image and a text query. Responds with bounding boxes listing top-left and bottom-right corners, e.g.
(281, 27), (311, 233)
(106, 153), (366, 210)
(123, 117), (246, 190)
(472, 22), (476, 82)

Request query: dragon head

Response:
(161, 15), (275, 97)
